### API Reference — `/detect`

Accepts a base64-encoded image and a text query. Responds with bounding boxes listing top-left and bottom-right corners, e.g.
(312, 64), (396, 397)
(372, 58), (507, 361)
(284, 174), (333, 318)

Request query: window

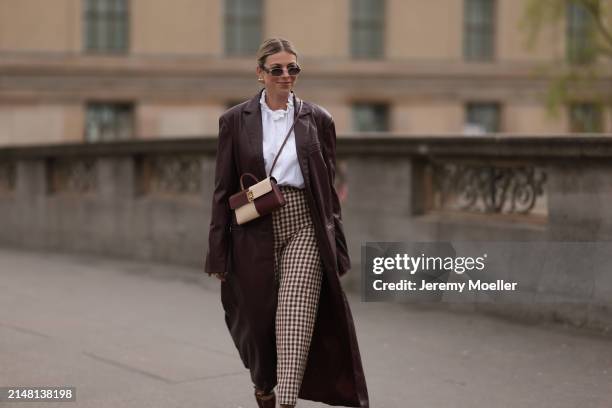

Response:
(566, 2), (596, 64)
(463, 0), (496, 61)
(569, 103), (603, 133)
(225, 0), (263, 56)
(83, 0), (129, 53)
(465, 102), (500, 133)
(85, 103), (134, 142)
(351, 0), (385, 59)
(353, 103), (389, 132)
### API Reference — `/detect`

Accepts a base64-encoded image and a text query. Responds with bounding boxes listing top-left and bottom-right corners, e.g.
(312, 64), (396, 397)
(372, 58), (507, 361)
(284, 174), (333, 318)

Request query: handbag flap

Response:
(228, 177), (273, 209)
(250, 177), (273, 198)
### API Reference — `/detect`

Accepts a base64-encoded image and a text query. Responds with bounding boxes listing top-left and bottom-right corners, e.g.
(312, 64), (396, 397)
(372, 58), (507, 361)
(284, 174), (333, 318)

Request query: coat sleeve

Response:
(204, 116), (238, 277)
(320, 114), (352, 277)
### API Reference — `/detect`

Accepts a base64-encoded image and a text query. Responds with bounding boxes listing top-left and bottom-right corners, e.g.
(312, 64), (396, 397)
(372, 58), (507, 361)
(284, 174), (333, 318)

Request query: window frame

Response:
(83, 0), (130, 54)
(463, 0), (496, 62)
(465, 102), (502, 133)
(224, 0), (264, 56)
(566, 2), (597, 65)
(569, 102), (603, 133)
(352, 102), (390, 132)
(350, 0), (386, 59)
(84, 102), (135, 142)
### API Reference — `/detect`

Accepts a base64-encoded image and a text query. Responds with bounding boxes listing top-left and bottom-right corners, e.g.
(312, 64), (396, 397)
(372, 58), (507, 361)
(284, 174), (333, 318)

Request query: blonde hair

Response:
(256, 38), (299, 67)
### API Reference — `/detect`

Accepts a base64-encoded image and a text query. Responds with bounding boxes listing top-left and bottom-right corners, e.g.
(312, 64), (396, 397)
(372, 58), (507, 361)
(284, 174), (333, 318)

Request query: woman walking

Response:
(205, 38), (369, 408)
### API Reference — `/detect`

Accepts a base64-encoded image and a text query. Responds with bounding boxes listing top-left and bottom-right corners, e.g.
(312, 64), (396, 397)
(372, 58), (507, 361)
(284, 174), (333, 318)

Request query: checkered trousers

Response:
(272, 186), (323, 406)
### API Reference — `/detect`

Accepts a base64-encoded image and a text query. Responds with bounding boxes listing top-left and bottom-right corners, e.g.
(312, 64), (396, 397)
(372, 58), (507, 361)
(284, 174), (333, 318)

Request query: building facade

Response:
(0, 0), (611, 146)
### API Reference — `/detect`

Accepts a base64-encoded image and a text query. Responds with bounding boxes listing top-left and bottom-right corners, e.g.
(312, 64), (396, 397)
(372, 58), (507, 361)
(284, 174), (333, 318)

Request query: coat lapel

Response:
(242, 90), (267, 181)
(292, 94), (313, 186)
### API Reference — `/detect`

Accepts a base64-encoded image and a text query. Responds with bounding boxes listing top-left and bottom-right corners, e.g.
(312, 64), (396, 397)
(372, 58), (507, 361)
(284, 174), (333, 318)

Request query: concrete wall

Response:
(393, 102), (464, 133)
(131, 0), (222, 55)
(266, 0), (349, 58)
(504, 103), (569, 134)
(387, 0), (463, 60)
(497, 0), (566, 61)
(2, 95), (598, 144)
(0, 0), (603, 64)
(0, 0), (566, 59)
(0, 103), (84, 146)
(0, 0), (81, 52)
(1, 0), (611, 143)
(1, 135), (612, 332)
(137, 103), (224, 138)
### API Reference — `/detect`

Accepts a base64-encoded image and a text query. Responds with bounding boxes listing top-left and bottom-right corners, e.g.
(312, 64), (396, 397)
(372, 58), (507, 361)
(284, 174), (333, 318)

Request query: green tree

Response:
(521, 0), (612, 129)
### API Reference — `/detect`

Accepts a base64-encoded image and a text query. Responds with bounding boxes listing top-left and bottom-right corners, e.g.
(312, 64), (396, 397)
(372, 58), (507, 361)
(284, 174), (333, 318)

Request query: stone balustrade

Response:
(2, 134), (612, 331)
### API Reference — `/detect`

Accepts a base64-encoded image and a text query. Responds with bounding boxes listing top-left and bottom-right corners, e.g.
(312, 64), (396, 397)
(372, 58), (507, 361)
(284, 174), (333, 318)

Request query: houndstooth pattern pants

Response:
(272, 186), (323, 406)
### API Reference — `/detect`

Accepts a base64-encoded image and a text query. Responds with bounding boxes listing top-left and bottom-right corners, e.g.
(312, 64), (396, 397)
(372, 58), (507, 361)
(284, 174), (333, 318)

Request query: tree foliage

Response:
(520, 0), (612, 117)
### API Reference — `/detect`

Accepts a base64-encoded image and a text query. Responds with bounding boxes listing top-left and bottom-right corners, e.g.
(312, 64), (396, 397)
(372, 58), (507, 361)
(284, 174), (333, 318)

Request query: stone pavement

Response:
(1, 247), (611, 408)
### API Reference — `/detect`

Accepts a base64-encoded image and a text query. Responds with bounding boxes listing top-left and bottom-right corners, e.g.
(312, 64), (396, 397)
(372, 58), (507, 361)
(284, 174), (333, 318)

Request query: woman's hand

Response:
(207, 272), (227, 282)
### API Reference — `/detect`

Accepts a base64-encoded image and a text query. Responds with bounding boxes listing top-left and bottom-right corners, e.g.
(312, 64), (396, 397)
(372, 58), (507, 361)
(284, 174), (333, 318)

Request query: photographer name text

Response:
(372, 279), (517, 292)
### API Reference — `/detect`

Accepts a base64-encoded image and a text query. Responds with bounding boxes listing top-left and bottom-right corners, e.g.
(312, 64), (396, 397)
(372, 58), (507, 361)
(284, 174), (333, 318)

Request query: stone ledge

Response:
(2, 134), (612, 159)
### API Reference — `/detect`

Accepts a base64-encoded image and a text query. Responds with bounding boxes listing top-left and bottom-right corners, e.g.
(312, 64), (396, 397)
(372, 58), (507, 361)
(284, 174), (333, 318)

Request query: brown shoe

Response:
(254, 388), (276, 408)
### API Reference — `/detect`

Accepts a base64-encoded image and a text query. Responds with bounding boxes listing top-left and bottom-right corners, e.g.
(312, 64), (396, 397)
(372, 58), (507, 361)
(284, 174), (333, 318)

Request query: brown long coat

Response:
(205, 90), (369, 407)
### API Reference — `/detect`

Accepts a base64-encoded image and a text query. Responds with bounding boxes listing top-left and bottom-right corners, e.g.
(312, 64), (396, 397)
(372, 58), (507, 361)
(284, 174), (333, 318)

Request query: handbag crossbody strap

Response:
(268, 97), (303, 178)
